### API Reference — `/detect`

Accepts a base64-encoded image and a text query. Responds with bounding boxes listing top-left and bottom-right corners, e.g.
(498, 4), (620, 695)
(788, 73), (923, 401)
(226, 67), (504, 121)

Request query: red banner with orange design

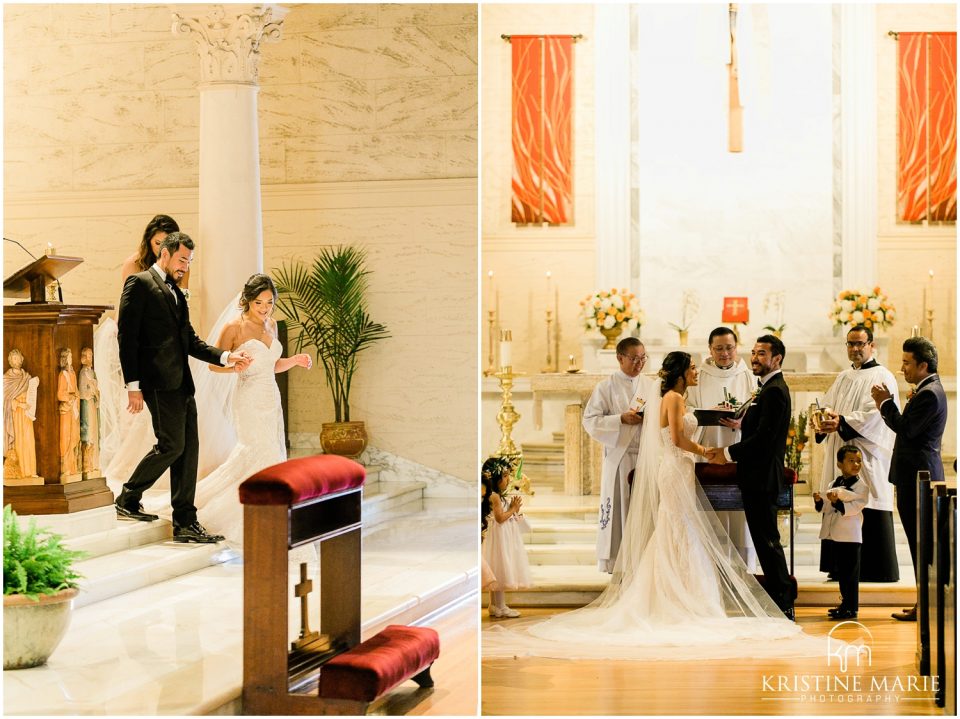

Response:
(511, 35), (574, 225)
(897, 32), (957, 223)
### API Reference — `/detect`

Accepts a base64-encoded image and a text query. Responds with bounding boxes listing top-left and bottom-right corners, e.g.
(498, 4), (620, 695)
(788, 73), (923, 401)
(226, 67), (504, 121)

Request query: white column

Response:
(593, 4), (632, 292)
(839, 4), (878, 290)
(173, 5), (286, 332)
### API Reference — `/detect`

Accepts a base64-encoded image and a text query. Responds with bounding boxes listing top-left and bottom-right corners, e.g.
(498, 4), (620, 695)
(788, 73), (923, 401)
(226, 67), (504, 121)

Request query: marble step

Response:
(71, 529), (229, 609)
(507, 564), (916, 608)
(362, 480), (425, 525)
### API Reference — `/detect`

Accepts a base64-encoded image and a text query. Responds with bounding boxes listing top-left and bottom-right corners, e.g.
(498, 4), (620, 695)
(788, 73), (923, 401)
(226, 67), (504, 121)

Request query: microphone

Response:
(3, 237), (64, 302)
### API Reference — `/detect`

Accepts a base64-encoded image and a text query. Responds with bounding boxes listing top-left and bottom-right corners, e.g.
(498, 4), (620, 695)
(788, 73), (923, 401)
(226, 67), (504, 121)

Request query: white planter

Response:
(3, 587), (78, 670)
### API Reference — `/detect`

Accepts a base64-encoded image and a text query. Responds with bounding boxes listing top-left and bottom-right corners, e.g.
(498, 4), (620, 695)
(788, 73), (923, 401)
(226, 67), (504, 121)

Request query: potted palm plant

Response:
(4, 505), (84, 669)
(274, 246), (390, 457)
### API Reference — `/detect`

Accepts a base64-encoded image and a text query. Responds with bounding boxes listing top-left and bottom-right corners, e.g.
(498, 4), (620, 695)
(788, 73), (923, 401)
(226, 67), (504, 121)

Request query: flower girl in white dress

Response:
(481, 456), (532, 619)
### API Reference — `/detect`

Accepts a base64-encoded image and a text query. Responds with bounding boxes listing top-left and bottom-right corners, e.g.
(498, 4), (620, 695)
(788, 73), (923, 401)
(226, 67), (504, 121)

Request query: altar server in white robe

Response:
(815, 324), (900, 582)
(583, 337), (654, 573)
(686, 327), (757, 572)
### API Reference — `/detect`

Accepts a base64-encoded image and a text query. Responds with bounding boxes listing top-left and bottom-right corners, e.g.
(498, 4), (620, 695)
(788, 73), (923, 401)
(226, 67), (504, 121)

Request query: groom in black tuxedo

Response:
(871, 336), (947, 621)
(709, 335), (795, 619)
(116, 232), (251, 543)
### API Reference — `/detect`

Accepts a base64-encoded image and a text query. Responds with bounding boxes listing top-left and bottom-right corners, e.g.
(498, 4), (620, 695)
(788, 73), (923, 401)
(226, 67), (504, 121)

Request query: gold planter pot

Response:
(599, 326), (623, 350)
(320, 421), (368, 458)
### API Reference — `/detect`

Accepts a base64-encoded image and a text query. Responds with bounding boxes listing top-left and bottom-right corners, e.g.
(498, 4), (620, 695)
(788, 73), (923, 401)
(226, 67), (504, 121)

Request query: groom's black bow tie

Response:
(163, 276), (178, 304)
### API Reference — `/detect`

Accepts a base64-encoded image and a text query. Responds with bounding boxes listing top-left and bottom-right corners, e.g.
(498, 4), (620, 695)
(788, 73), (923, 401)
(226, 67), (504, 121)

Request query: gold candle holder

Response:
(483, 310), (497, 376)
(494, 367), (524, 457)
(542, 309), (554, 373)
(925, 308), (935, 341)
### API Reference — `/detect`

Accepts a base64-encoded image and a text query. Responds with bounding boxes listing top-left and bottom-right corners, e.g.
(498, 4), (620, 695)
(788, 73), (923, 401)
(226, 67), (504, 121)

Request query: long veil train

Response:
(484, 388), (824, 661)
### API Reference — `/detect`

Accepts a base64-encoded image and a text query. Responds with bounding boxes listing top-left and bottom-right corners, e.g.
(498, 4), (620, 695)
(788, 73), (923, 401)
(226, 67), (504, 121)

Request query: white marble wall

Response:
(875, 4), (956, 374)
(632, 4), (835, 347)
(4, 4), (478, 484)
(481, 4), (598, 374)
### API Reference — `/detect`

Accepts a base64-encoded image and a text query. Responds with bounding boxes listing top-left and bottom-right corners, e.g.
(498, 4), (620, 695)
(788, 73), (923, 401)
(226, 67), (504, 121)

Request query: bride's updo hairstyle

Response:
(658, 351), (692, 396)
(239, 273), (278, 313)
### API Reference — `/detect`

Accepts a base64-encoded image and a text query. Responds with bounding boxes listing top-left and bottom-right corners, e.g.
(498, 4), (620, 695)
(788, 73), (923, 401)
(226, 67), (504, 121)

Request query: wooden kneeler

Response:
(239, 455), (440, 715)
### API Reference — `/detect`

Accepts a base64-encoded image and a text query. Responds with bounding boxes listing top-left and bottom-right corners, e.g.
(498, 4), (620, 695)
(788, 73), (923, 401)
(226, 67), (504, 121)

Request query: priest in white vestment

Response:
(686, 327), (757, 572)
(583, 338), (654, 573)
(815, 325), (900, 582)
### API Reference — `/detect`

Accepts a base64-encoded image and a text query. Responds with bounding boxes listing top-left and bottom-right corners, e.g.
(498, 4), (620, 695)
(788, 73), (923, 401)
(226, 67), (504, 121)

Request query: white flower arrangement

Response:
(668, 290), (699, 332)
(579, 288), (644, 332)
(828, 287), (896, 330)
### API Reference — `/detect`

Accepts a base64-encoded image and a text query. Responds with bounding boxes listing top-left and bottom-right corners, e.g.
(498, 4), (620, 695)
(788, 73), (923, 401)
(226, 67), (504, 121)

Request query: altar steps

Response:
(518, 434), (565, 493)
(506, 494), (917, 608)
(5, 468), (475, 716)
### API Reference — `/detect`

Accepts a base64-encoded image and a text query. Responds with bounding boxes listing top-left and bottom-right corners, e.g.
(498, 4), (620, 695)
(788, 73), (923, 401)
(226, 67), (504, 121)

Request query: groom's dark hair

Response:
(903, 336), (937, 373)
(756, 334), (785, 361)
(158, 231), (195, 256)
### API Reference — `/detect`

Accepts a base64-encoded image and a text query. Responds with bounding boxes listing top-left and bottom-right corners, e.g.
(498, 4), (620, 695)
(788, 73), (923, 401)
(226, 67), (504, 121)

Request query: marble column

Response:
(593, 4), (632, 293)
(172, 5), (286, 332)
(838, 5), (878, 290)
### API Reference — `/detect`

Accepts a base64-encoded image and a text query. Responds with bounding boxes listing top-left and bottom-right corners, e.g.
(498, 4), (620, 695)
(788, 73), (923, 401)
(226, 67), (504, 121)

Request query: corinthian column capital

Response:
(172, 4), (286, 85)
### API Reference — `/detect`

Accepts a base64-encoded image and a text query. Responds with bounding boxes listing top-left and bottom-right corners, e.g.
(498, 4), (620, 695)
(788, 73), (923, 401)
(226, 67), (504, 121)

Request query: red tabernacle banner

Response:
(897, 32), (957, 222)
(511, 35), (574, 225)
(722, 297), (749, 324)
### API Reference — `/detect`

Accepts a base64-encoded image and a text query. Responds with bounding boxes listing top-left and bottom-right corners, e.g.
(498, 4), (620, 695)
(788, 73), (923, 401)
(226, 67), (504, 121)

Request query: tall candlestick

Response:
(545, 270), (552, 300)
(487, 270), (495, 313)
(553, 286), (560, 373)
(499, 329), (512, 370)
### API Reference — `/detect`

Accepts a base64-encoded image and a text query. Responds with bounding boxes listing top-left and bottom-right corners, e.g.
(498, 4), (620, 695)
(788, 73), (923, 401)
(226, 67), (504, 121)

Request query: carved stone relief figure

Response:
(3, 349), (40, 483)
(78, 346), (101, 477)
(57, 347), (82, 481)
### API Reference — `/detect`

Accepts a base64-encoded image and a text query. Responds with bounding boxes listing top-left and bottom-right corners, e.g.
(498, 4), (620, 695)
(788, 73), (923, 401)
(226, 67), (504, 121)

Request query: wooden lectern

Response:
(3, 255), (114, 514)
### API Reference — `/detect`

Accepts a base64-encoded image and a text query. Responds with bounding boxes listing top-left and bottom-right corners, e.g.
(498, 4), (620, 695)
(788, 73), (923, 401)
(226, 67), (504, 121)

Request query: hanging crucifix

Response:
(727, 3), (743, 153)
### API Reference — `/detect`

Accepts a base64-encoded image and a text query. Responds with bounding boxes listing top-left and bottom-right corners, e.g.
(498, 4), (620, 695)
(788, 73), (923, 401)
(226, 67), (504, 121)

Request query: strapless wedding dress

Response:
(485, 411), (824, 660)
(186, 338), (286, 543)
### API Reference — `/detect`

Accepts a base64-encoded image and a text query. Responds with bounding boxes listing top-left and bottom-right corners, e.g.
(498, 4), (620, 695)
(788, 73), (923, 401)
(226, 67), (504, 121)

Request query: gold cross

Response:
(294, 562), (315, 640)
(725, 298), (745, 315)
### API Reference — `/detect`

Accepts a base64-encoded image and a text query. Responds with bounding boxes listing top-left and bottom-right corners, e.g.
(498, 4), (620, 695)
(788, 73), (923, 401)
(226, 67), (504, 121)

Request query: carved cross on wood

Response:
(291, 562), (321, 650)
(728, 3), (743, 152)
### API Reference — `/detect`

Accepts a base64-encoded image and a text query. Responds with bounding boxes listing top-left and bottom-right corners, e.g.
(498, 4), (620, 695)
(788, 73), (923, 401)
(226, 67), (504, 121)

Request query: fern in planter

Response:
(3, 505), (84, 600)
(274, 246), (390, 423)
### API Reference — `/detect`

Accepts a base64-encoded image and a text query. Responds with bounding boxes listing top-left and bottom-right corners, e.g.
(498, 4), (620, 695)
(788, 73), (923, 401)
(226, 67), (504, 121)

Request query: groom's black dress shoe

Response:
(892, 605), (917, 622)
(828, 607), (858, 620)
(116, 502), (159, 522)
(173, 522), (224, 544)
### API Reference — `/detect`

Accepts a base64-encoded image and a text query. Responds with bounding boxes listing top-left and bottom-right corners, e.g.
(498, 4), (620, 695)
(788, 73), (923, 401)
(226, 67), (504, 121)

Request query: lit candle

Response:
(487, 270), (494, 313)
(499, 330), (512, 370)
(546, 270), (552, 301)
(46, 242), (55, 256)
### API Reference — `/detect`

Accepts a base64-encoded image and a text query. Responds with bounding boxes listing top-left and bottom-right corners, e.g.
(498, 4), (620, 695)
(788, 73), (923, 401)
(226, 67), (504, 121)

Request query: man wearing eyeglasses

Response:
(583, 337), (654, 573)
(816, 325), (900, 587)
(686, 326), (758, 572)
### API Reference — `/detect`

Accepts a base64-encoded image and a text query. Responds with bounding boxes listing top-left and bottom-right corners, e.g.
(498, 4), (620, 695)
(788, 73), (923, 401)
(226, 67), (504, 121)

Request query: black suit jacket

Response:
(117, 268), (224, 393)
(880, 375), (947, 486)
(729, 372), (791, 496)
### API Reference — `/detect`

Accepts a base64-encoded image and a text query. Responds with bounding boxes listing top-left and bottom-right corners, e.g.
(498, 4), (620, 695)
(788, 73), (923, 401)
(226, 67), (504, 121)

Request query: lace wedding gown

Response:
(484, 401), (824, 661)
(186, 338), (286, 543)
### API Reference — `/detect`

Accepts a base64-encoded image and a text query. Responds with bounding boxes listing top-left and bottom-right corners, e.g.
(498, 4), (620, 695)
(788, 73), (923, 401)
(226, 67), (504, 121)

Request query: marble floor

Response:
(3, 498), (478, 716)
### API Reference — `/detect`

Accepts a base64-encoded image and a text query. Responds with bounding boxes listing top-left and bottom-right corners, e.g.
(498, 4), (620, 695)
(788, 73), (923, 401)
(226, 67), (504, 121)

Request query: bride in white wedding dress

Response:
(145, 273), (312, 543)
(484, 351), (823, 660)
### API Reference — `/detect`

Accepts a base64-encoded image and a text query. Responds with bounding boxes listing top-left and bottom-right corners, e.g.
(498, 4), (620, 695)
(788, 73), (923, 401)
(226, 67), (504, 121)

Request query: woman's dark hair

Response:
(480, 456), (515, 533)
(658, 351), (692, 396)
(136, 214), (179, 271)
(240, 273), (278, 313)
